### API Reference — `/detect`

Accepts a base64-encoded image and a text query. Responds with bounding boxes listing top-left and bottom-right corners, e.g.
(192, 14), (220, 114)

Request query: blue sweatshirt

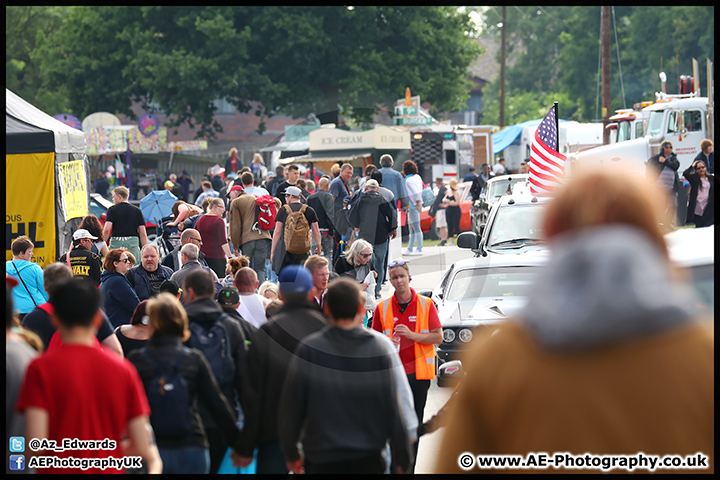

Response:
(99, 271), (141, 328)
(7, 259), (48, 314)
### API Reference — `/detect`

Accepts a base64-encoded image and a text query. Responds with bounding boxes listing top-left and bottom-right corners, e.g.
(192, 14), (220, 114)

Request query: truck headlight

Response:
(443, 329), (456, 344)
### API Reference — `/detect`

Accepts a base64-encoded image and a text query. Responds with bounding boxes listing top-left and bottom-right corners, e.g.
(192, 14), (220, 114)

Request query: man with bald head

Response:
(234, 267), (270, 328)
(161, 228), (209, 271)
(306, 176), (336, 267)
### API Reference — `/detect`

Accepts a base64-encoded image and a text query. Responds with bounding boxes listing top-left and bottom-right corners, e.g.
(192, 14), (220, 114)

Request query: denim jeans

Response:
(265, 258), (278, 284)
(158, 446), (210, 474)
(373, 239), (389, 296)
(241, 239), (271, 284)
(311, 232), (335, 268)
(407, 207), (423, 252)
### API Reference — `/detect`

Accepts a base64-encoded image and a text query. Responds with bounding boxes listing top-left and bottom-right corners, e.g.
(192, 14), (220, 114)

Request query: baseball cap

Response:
(73, 229), (98, 241)
(278, 265), (313, 294)
(285, 186), (302, 197)
(267, 172), (276, 178)
(365, 179), (379, 189)
(164, 180), (175, 188)
(218, 286), (240, 306)
(228, 184), (244, 196)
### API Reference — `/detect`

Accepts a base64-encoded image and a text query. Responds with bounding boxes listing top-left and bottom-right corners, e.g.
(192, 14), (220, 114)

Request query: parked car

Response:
(422, 250), (550, 387)
(470, 174), (529, 235)
(89, 193), (113, 226)
(400, 181), (473, 240)
(665, 225), (714, 316)
(460, 192), (552, 257)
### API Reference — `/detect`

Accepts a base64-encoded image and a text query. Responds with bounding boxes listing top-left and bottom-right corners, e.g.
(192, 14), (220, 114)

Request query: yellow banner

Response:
(6, 153), (57, 268)
(58, 160), (88, 221)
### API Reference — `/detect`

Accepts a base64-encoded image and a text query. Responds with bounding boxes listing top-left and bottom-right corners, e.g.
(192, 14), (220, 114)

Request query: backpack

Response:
(283, 204), (311, 254)
(141, 347), (194, 438)
(421, 183), (436, 208)
(253, 195), (278, 233)
(188, 314), (235, 388)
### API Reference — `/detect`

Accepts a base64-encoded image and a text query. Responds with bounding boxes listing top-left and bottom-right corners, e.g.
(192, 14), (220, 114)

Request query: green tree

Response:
(19, 6), (481, 138)
(5, 6), (73, 114)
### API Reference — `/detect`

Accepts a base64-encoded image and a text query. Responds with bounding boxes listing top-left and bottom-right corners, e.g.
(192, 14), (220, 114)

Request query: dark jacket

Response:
(334, 256), (375, 280)
(127, 334), (242, 450)
(306, 189), (336, 232)
(470, 175), (485, 201)
(430, 185), (448, 217)
(238, 300), (328, 456)
(183, 297), (248, 429)
(161, 245), (208, 271)
(279, 327), (410, 470)
(682, 166), (716, 226)
(646, 152), (680, 192)
(347, 190), (397, 245)
(99, 271), (141, 328)
(221, 306), (258, 349)
(126, 264), (174, 301)
(59, 245), (103, 287)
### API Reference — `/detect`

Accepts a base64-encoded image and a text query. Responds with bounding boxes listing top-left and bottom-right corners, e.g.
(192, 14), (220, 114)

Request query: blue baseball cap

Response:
(278, 265), (313, 294)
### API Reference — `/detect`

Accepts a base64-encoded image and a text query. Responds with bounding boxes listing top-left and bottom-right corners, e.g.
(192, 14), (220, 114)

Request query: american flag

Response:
(529, 104), (566, 196)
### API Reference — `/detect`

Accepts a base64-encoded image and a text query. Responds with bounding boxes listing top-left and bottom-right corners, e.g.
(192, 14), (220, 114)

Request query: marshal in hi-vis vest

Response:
(378, 294), (436, 380)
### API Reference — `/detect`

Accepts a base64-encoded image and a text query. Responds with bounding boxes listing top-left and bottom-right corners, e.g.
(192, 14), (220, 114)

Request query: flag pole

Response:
(553, 102), (559, 148)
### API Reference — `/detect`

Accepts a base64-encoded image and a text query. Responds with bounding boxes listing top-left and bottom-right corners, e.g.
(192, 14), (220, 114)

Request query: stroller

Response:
(155, 216), (182, 258)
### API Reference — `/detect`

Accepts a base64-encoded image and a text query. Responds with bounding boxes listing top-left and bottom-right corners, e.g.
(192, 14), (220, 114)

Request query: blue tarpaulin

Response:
(493, 118), (569, 154)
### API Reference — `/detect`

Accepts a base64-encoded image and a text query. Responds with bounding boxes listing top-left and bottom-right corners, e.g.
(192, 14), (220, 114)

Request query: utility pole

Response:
(601, 6), (611, 145)
(499, 6), (506, 128)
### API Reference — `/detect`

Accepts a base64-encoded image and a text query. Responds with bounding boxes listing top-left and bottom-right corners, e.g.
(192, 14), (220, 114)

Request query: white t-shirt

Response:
(493, 163), (506, 175)
(405, 174), (423, 205)
(237, 293), (269, 328)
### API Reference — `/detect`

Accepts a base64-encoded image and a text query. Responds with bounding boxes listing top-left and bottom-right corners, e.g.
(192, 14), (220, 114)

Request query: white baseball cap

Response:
(73, 229), (98, 241)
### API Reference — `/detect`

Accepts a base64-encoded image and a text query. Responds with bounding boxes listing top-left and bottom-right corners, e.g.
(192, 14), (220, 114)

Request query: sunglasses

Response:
(190, 237), (203, 244)
(118, 258), (130, 263)
(361, 253), (373, 258)
(696, 165), (706, 169)
(388, 259), (406, 268)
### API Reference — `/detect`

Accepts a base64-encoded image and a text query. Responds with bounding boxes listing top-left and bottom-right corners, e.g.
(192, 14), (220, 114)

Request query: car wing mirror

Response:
(457, 231), (478, 249)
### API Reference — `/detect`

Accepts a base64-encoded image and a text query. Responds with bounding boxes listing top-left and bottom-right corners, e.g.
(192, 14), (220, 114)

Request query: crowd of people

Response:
(7, 142), (714, 474)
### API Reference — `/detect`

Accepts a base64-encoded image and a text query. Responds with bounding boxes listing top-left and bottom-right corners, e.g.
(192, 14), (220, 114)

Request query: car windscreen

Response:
(487, 178), (526, 200)
(446, 266), (538, 302)
(89, 198), (106, 218)
(488, 204), (546, 246)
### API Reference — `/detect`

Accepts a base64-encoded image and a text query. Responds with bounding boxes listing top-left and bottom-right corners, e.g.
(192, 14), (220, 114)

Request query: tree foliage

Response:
(480, 6), (714, 125)
(6, 6), (481, 138)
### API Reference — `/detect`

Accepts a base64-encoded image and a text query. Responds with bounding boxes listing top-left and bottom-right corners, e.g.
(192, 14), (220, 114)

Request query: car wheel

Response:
(426, 219), (439, 240)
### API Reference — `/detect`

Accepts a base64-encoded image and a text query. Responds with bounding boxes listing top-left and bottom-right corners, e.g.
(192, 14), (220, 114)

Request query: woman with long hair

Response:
(127, 293), (243, 474)
(79, 214), (109, 257)
(333, 238), (377, 326)
(442, 178), (462, 244)
(683, 160), (716, 227)
(167, 201), (204, 231)
(194, 197), (233, 278)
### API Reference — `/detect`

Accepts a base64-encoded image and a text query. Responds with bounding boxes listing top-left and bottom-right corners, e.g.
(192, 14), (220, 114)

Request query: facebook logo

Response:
(9, 455), (25, 471)
(10, 437), (25, 452)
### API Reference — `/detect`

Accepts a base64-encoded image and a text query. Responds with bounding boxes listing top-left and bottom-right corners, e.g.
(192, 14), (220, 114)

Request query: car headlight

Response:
(458, 328), (474, 343)
(443, 329), (456, 344)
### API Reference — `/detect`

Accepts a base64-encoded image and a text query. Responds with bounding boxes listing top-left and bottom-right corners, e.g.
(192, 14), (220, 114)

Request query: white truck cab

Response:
(567, 93), (710, 177)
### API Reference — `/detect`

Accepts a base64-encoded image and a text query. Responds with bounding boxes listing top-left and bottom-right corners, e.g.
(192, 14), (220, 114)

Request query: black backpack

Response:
(141, 347), (194, 438)
(188, 314), (235, 388)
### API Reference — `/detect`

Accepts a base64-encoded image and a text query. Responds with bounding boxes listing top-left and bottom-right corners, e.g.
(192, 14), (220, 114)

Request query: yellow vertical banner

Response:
(6, 153), (56, 268)
(58, 160), (88, 221)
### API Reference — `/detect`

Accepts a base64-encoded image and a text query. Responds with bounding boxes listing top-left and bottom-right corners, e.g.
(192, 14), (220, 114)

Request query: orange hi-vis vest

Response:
(378, 294), (436, 380)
